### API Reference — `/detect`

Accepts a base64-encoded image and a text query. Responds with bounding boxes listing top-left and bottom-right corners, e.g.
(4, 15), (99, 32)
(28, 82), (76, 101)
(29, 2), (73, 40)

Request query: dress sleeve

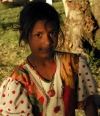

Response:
(77, 56), (97, 102)
(0, 77), (33, 116)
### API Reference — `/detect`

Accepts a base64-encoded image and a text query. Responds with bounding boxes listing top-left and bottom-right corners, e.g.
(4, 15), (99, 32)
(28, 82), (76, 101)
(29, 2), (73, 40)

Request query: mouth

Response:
(39, 47), (54, 53)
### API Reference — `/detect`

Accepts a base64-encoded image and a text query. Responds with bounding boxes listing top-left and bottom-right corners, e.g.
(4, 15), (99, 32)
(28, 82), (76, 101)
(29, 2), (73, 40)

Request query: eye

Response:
(33, 32), (43, 39)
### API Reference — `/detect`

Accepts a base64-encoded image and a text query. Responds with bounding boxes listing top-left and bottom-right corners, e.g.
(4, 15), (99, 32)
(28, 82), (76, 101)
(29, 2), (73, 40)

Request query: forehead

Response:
(32, 20), (56, 32)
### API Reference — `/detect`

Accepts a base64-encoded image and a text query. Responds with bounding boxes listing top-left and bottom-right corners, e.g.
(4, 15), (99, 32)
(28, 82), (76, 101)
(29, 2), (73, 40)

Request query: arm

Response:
(0, 77), (33, 116)
(78, 56), (98, 116)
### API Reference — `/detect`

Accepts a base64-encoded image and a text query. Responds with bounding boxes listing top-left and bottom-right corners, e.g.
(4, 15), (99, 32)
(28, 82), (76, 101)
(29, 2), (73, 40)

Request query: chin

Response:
(40, 52), (53, 59)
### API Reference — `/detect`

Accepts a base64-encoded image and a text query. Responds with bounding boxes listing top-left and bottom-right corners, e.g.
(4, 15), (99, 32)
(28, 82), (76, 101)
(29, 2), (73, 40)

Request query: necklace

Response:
(26, 56), (62, 114)
(27, 57), (56, 98)
(39, 74), (56, 98)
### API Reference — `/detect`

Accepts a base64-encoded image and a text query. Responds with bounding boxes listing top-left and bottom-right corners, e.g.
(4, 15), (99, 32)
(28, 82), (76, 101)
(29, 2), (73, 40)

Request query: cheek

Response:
(30, 42), (37, 48)
(28, 35), (37, 45)
(28, 39), (36, 49)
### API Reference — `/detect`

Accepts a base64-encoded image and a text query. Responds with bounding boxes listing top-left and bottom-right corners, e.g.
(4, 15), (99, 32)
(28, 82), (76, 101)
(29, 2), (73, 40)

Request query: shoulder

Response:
(0, 61), (32, 94)
(55, 51), (81, 73)
(55, 51), (80, 59)
(55, 51), (87, 63)
(56, 51), (80, 64)
(9, 61), (30, 86)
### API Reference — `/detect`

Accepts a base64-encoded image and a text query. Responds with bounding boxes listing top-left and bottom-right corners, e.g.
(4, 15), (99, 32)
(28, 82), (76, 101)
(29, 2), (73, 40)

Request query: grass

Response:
(0, 0), (100, 86)
(0, 2), (65, 79)
(0, 0), (100, 90)
(0, 2), (100, 115)
(0, 3), (29, 79)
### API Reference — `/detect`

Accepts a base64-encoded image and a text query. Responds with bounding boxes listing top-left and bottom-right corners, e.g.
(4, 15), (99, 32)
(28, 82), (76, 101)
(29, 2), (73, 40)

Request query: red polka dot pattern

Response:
(0, 78), (32, 115)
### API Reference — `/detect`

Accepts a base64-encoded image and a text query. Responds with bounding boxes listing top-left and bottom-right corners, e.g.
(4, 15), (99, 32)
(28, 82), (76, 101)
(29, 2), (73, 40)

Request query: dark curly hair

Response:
(19, 1), (62, 45)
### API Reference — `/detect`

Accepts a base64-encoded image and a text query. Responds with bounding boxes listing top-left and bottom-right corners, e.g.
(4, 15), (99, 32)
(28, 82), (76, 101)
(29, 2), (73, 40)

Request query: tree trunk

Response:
(61, 0), (98, 57)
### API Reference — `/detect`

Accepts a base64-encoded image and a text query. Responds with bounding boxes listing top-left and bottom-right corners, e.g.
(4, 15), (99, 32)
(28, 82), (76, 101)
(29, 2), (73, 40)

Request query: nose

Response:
(43, 33), (52, 46)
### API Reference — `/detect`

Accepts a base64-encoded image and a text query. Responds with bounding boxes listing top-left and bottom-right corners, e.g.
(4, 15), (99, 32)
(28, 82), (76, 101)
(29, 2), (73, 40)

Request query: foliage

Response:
(0, 3), (29, 81)
(0, 1), (100, 115)
(0, 0), (99, 87)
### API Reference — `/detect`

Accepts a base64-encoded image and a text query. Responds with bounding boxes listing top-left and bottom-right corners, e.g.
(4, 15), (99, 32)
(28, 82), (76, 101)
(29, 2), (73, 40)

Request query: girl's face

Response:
(28, 20), (58, 59)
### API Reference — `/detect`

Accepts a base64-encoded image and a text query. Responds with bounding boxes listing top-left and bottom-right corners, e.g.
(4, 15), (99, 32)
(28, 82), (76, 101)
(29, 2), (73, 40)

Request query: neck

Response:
(28, 53), (55, 66)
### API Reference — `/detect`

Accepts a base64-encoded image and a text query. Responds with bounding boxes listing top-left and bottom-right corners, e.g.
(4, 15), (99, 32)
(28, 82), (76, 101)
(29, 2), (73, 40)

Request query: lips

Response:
(38, 47), (54, 52)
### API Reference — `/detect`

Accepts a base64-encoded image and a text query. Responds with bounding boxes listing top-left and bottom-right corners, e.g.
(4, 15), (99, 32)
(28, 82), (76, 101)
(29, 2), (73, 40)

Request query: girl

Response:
(0, 1), (98, 116)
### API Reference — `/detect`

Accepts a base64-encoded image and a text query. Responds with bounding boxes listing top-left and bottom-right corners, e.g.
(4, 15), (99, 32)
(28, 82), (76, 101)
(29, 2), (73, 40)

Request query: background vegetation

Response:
(0, 1), (100, 115)
(0, 1), (65, 80)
